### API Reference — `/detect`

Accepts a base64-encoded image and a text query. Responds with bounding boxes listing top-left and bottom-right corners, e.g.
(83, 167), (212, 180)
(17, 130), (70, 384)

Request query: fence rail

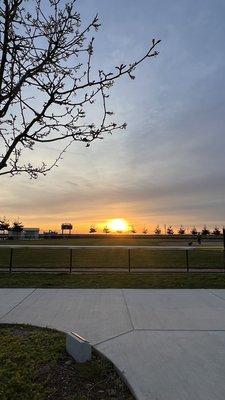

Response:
(0, 245), (224, 273)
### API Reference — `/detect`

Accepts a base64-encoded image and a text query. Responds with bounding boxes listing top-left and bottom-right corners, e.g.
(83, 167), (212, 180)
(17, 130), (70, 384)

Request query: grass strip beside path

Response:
(0, 324), (133, 400)
(1, 272), (225, 288)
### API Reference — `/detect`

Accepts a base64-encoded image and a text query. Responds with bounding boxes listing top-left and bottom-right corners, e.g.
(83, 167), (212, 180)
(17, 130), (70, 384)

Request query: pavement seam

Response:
(134, 328), (225, 332)
(0, 288), (37, 321)
(94, 328), (225, 346)
(93, 289), (136, 347)
(121, 289), (135, 330)
(93, 329), (134, 347)
(206, 289), (225, 302)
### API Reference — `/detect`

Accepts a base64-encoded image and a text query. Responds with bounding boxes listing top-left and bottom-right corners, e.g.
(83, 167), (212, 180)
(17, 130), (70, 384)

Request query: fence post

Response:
(223, 248), (225, 273)
(223, 229), (225, 272)
(69, 249), (73, 273)
(9, 248), (13, 273)
(223, 249), (225, 273)
(128, 248), (131, 272)
(186, 249), (189, 273)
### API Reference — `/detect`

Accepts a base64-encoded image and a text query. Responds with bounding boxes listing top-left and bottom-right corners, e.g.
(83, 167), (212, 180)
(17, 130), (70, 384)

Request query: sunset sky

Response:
(1, 0), (225, 233)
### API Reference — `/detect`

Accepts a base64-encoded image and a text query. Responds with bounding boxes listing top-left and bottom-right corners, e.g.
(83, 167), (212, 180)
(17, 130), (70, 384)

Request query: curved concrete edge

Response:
(3, 289), (225, 400)
(94, 344), (138, 400)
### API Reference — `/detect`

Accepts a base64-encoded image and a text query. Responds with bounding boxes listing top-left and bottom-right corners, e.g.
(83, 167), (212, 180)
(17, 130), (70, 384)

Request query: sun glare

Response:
(108, 218), (128, 233)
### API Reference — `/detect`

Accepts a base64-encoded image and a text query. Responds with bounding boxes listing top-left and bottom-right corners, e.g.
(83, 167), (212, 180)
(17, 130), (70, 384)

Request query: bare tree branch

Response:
(0, 0), (160, 178)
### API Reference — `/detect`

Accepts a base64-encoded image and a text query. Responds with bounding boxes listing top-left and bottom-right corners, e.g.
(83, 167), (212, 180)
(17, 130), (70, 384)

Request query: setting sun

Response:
(108, 218), (128, 232)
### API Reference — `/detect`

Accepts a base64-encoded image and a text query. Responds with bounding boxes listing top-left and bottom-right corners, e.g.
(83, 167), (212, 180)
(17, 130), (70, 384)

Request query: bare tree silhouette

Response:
(89, 225), (97, 233)
(190, 226), (198, 235)
(129, 225), (136, 234)
(178, 225), (185, 235)
(0, 216), (10, 234)
(11, 219), (24, 238)
(167, 226), (174, 235)
(154, 225), (161, 235)
(201, 225), (210, 235)
(213, 226), (221, 235)
(0, 0), (160, 178)
(103, 225), (110, 235)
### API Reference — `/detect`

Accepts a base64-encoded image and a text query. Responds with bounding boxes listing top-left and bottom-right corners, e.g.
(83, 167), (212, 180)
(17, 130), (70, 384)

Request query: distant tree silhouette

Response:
(201, 225), (210, 235)
(0, 217), (10, 234)
(11, 220), (24, 237)
(129, 225), (136, 234)
(213, 226), (221, 235)
(103, 226), (110, 235)
(89, 225), (97, 234)
(167, 226), (174, 235)
(190, 226), (198, 235)
(142, 227), (148, 235)
(154, 225), (161, 235)
(178, 225), (185, 235)
(0, 0), (160, 178)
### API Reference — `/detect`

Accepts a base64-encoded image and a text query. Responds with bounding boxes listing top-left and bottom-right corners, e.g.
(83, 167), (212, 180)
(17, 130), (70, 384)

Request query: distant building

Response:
(23, 228), (39, 240)
(8, 227), (39, 240)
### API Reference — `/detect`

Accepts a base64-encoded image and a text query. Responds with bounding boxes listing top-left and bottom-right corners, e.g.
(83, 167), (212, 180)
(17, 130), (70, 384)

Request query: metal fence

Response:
(0, 245), (225, 273)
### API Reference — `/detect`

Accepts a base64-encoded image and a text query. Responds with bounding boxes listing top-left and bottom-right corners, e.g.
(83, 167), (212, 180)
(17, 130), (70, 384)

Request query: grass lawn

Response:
(0, 236), (222, 246)
(1, 272), (225, 288)
(0, 236), (197, 247)
(0, 324), (133, 400)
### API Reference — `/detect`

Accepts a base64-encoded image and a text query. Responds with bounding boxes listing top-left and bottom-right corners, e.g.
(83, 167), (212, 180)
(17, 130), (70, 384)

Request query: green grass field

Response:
(0, 237), (224, 271)
(0, 236), (222, 247)
(1, 272), (225, 289)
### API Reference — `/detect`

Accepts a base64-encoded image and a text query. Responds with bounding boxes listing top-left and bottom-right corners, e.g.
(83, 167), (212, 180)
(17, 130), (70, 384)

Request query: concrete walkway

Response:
(1, 289), (225, 400)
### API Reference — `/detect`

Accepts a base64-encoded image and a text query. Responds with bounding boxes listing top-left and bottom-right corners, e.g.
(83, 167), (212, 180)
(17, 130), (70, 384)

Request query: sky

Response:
(1, 0), (225, 233)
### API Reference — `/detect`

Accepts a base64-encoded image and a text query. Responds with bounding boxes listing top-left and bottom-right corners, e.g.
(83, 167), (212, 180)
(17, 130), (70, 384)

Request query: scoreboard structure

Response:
(61, 223), (73, 235)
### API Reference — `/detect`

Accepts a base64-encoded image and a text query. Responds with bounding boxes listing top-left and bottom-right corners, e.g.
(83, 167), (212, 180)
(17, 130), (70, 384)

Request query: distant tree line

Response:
(0, 217), (223, 236)
(89, 224), (223, 235)
(0, 217), (23, 234)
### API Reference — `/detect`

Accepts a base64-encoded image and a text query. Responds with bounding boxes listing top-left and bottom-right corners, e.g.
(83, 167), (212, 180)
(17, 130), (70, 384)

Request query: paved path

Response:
(1, 289), (225, 400)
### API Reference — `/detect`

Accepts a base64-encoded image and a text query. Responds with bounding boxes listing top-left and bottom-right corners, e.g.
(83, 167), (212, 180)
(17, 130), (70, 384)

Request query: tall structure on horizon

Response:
(61, 223), (73, 235)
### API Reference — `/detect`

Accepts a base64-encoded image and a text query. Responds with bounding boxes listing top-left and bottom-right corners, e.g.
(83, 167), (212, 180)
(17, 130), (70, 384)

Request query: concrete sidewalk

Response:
(1, 289), (225, 400)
